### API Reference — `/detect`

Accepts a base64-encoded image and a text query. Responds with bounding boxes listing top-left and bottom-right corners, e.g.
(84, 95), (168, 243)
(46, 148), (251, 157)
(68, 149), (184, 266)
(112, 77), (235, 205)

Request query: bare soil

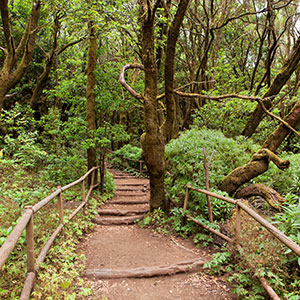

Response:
(81, 169), (237, 300)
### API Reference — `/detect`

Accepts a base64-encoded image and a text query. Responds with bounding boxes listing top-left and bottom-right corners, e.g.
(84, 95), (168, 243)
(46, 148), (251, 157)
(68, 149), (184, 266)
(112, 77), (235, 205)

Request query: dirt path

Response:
(81, 169), (237, 300)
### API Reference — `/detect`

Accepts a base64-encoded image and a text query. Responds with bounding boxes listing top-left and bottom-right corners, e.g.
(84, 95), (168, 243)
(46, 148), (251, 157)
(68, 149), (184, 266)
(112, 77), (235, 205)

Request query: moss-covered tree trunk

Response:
(139, 1), (166, 210)
(86, 20), (97, 183)
(120, 0), (189, 211)
(0, 0), (41, 111)
(243, 35), (300, 137)
(30, 14), (60, 118)
(219, 99), (300, 195)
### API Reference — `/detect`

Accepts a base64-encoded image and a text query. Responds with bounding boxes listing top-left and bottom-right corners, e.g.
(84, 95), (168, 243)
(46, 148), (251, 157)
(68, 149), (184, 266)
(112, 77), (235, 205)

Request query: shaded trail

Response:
(81, 169), (237, 300)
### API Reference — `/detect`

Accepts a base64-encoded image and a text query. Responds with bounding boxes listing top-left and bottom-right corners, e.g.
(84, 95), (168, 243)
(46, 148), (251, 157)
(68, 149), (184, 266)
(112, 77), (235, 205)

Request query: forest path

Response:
(81, 169), (237, 300)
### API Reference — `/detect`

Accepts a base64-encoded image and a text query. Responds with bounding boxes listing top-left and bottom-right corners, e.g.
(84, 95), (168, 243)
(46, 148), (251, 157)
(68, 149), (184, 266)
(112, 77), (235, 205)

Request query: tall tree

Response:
(86, 20), (97, 181)
(120, 0), (190, 211)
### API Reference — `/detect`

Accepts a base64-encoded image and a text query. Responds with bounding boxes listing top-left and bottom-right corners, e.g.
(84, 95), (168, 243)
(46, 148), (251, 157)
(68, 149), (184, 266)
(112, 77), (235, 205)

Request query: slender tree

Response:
(86, 20), (97, 182)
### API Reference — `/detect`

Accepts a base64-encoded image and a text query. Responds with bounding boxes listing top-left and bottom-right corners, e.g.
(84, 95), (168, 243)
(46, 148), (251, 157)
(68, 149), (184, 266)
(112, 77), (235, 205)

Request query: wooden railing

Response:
(121, 156), (145, 174)
(183, 184), (300, 300)
(0, 166), (100, 300)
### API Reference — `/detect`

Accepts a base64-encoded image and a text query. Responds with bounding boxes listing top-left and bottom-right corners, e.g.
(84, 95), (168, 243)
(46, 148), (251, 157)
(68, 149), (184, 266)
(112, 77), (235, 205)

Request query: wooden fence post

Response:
(100, 153), (105, 194)
(57, 187), (64, 236)
(82, 180), (86, 202)
(235, 202), (241, 247)
(25, 206), (35, 274)
(139, 161), (143, 174)
(90, 169), (95, 189)
(203, 147), (214, 222)
(182, 185), (190, 225)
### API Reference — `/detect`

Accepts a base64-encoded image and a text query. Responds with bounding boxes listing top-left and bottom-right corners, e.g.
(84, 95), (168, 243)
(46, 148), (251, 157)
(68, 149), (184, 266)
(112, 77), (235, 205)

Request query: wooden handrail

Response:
(183, 184), (300, 299)
(0, 166), (101, 300)
(0, 209), (33, 269)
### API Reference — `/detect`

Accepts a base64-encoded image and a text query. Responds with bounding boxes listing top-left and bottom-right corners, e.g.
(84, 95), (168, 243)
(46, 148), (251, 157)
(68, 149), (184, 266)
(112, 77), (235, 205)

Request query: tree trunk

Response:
(0, 0), (41, 111)
(139, 1), (166, 211)
(121, 0), (190, 211)
(86, 21), (97, 184)
(163, 0), (190, 141)
(243, 35), (300, 137)
(236, 184), (285, 210)
(220, 100), (300, 195)
(30, 14), (60, 118)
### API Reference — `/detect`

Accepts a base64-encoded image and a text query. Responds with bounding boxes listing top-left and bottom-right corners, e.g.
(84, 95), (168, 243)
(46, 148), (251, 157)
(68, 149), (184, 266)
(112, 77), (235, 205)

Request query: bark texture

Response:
(220, 100), (300, 196)
(0, 0), (41, 111)
(120, 1), (190, 211)
(243, 35), (300, 137)
(236, 184), (285, 210)
(86, 21), (97, 183)
(30, 14), (60, 117)
(139, 0), (166, 210)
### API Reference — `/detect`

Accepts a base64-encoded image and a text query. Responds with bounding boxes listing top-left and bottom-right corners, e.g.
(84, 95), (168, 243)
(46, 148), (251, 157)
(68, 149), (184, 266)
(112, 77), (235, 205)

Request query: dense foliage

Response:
(1, 0), (300, 299)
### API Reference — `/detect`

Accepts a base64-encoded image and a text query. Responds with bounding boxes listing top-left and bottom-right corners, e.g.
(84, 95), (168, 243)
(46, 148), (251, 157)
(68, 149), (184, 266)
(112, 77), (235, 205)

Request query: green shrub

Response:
(165, 128), (258, 219)
(253, 153), (300, 196)
(108, 144), (142, 171)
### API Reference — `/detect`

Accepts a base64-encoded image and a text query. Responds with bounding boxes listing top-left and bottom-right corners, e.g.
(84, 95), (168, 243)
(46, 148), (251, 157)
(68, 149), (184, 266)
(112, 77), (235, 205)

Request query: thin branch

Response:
(175, 91), (300, 137)
(0, 46), (7, 55)
(5, 91), (18, 98)
(119, 64), (145, 101)
(175, 80), (216, 91)
(36, 41), (47, 57)
(56, 35), (88, 56)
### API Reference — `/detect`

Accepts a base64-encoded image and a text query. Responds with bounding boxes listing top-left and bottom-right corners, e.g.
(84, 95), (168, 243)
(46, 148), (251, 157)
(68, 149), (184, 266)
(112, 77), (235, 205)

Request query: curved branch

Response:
(236, 184), (286, 210)
(119, 64), (145, 101)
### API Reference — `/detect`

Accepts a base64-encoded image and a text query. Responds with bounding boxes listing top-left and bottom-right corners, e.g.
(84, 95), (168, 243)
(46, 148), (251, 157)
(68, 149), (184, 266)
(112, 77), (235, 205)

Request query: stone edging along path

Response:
(80, 169), (237, 300)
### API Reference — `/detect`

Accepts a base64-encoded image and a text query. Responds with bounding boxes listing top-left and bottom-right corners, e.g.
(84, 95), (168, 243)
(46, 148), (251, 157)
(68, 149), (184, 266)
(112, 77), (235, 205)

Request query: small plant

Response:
(204, 250), (232, 275)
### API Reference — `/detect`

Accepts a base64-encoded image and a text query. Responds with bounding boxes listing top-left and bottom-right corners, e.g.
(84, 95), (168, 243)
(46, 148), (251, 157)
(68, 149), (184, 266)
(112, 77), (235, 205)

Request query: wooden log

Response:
(110, 199), (149, 205)
(84, 258), (205, 279)
(114, 193), (147, 197)
(25, 209), (35, 273)
(117, 187), (146, 192)
(98, 209), (149, 216)
(117, 183), (147, 186)
(114, 176), (138, 179)
(93, 215), (145, 225)
(259, 277), (281, 300)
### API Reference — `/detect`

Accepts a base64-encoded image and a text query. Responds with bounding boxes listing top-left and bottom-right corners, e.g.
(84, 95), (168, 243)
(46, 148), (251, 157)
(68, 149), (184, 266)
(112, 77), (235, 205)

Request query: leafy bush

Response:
(108, 144), (142, 171)
(165, 128), (258, 219)
(192, 98), (256, 138)
(273, 197), (300, 263)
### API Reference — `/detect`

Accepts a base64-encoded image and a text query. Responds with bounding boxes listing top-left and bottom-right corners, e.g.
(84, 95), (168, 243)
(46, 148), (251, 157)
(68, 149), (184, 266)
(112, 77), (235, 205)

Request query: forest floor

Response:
(80, 169), (237, 300)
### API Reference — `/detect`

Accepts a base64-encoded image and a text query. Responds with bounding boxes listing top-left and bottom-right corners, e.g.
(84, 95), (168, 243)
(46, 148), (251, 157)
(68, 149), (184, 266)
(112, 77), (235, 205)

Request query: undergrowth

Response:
(0, 157), (115, 299)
